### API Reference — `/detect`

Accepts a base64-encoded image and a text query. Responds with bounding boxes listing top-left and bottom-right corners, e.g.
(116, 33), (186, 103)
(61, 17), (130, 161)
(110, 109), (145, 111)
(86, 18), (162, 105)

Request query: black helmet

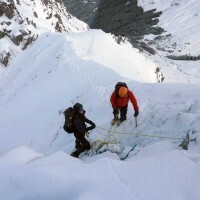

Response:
(73, 103), (83, 112)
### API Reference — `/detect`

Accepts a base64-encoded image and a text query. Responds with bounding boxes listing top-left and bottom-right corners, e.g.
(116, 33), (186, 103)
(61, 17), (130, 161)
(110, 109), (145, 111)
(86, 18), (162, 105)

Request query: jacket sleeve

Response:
(110, 91), (117, 109)
(73, 118), (85, 134)
(84, 117), (96, 131)
(128, 90), (139, 111)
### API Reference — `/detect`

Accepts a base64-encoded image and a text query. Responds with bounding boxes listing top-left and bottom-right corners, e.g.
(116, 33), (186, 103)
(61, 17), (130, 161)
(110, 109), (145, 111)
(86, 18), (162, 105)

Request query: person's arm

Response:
(128, 90), (139, 112)
(84, 116), (96, 131)
(110, 91), (117, 109)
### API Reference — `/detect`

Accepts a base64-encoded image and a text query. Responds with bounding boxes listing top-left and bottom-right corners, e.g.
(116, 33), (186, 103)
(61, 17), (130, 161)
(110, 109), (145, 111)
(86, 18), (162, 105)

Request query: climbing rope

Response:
(86, 125), (120, 154)
(96, 126), (184, 140)
(104, 124), (117, 144)
(85, 124), (185, 156)
(86, 122), (185, 156)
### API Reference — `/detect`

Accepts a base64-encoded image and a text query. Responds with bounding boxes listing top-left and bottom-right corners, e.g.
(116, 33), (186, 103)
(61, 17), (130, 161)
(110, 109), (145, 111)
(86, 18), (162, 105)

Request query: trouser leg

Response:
(75, 139), (82, 149)
(72, 137), (90, 158)
(113, 109), (119, 120)
(120, 106), (127, 121)
(111, 109), (119, 125)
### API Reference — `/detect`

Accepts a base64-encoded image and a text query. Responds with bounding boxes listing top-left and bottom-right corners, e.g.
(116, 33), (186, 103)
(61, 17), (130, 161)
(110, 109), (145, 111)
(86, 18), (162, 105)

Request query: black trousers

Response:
(113, 105), (127, 121)
(73, 136), (90, 157)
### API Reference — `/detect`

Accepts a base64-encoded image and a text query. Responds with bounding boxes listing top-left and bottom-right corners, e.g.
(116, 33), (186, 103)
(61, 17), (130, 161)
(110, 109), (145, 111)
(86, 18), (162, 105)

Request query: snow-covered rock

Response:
(0, 0), (88, 67)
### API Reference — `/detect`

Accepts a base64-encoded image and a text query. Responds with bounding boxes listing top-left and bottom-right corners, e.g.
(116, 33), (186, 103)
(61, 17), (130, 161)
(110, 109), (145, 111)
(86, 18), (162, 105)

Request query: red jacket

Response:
(110, 89), (139, 111)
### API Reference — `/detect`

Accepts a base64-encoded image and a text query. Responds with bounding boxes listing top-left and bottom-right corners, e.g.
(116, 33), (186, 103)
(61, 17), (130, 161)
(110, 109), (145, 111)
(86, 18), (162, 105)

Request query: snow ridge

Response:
(0, 0), (88, 67)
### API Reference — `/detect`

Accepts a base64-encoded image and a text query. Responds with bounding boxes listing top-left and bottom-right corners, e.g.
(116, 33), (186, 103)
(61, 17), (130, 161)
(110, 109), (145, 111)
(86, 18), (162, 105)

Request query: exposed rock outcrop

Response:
(91, 0), (163, 44)
(0, 0), (87, 67)
(167, 55), (200, 61)
(63, 0), (163, 54)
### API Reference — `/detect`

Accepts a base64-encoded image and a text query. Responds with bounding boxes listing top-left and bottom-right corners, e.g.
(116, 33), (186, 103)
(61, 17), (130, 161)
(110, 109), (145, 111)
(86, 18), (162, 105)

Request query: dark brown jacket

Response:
(72, 112), (95, 138)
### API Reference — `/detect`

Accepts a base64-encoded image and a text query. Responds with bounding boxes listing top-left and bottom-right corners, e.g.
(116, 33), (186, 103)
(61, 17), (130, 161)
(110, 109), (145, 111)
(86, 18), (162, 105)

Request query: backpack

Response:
(63, 107), (75, 133)
(115, 82), (128, 97)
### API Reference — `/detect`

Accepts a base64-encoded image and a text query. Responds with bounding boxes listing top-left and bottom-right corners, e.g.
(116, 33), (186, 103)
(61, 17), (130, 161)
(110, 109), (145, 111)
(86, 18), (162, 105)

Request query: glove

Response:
(86, 127), (91, 132)
(134, 110), (139, 117)
(113, 108), (119, 116)
(86, 124), (96, 132)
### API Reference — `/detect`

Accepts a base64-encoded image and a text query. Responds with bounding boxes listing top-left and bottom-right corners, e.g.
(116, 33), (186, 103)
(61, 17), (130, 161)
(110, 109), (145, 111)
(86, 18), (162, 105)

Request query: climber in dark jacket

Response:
(71, 103), (96, 158)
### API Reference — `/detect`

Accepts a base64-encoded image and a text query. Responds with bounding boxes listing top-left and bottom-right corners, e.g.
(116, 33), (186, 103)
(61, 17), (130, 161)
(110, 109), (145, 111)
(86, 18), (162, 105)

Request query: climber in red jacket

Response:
(110, 82), (139, 125)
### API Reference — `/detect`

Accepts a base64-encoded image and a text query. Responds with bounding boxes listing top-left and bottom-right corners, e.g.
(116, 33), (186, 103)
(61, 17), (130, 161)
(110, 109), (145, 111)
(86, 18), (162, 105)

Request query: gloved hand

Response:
(86, 127), (91, 132)
(113, 108), (119, 116)
(86, 124), (96, 133)
(134, 110), (139, 117)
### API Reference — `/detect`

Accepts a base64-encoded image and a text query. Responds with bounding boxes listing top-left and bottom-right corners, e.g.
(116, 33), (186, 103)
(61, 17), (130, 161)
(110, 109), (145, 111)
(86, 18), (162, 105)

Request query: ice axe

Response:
(133, 111), (138, 128)
(135, 117), (137, 128)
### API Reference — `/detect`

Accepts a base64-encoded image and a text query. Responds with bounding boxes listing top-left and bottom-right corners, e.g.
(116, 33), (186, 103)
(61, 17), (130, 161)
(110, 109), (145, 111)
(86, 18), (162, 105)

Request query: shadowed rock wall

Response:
(63, 0), (163, 53)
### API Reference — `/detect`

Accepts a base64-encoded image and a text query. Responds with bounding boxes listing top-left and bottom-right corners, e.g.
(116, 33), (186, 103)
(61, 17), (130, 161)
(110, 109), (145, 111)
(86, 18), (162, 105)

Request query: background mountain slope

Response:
(63, 0), (200, 83)
(0, 0), (200, 199)
(138, 0), (200, 83)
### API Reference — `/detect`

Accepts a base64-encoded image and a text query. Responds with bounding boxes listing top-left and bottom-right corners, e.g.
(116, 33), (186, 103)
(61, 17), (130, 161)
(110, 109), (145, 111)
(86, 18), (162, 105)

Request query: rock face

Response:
(0, 0), (88, 67)
(63, 0), (100, 25)
(91, 0), (163, 39)
(63, 0), (163, 53)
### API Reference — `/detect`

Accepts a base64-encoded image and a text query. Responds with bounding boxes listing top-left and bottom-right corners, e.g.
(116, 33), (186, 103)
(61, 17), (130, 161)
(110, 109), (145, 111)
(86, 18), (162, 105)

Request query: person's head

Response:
(118, 87), (128, 97)
(73, 103), (84, 113)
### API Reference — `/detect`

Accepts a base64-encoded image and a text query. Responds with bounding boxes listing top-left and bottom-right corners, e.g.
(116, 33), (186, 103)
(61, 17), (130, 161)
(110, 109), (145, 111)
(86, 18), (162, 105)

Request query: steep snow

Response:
(0, 0), (200, 199)
(0, 30), (200, 199)
(0, 30), (158, 154)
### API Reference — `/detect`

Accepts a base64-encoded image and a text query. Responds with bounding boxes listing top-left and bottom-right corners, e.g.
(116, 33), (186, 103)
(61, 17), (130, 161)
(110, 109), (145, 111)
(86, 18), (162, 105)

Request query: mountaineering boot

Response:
(111, 118), (118, 125)
(71, 152), (78, 158)
(111, 114), (118, 125)
(117, 118), (126, 126)
(117, 120), (122, 126)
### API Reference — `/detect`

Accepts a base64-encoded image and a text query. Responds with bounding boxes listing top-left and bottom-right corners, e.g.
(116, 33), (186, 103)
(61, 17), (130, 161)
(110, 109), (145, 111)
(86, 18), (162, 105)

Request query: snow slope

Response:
(138, 0), (200, 84)
(0, 29), (200, 199)
(138, 0), (200, 53)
